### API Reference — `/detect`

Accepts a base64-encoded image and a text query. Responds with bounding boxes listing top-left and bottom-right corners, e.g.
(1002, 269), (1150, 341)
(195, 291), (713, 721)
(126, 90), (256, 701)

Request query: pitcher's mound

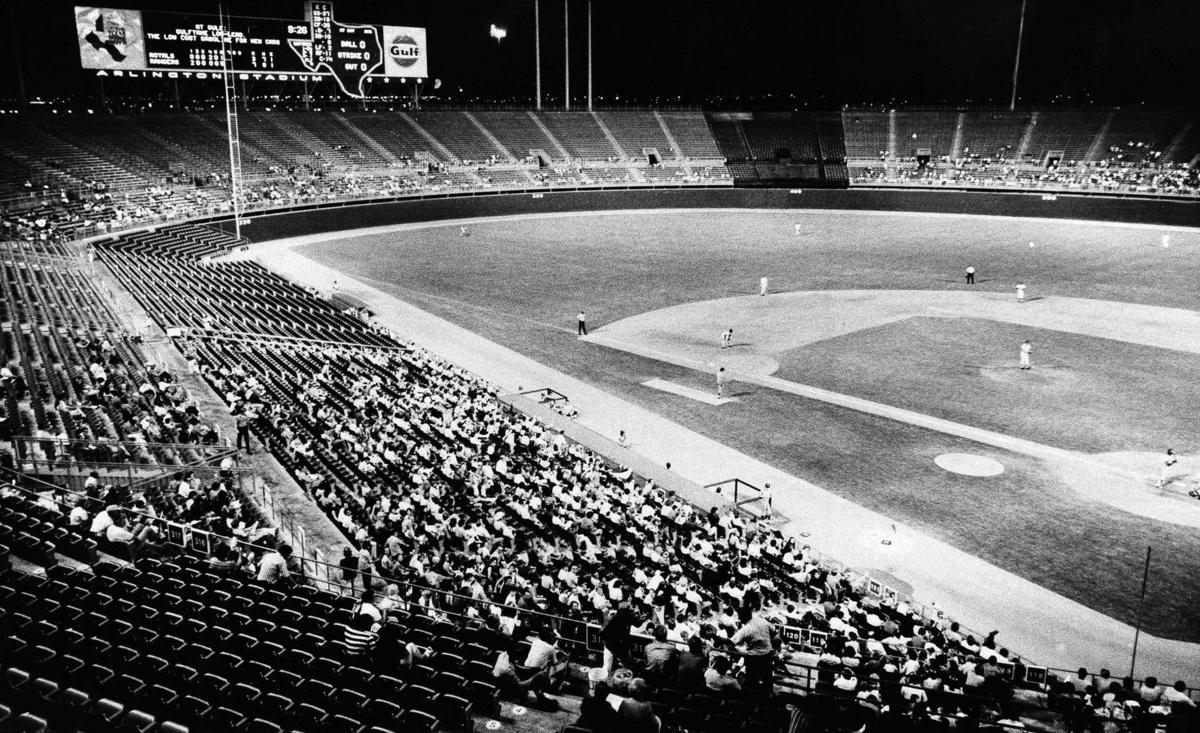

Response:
(980, 364), (1080, 391)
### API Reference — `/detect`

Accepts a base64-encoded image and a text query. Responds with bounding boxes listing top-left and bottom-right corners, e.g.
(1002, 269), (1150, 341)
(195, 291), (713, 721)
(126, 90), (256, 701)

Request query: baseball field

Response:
(298, 208), (1200, 642)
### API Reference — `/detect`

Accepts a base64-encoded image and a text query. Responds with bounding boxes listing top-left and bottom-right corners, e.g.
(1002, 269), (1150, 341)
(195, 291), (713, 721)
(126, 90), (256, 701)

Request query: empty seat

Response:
(118, 709), (156, 732)
(397, 709), (439, 733)
(367, 698), (403, 726)
(10, 712), (50, 733)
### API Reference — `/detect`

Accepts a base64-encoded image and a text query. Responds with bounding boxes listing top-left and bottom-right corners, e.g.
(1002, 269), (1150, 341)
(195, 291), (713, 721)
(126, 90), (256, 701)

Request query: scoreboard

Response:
(75, 2), (427, 98)
(142, 13), (316, 74)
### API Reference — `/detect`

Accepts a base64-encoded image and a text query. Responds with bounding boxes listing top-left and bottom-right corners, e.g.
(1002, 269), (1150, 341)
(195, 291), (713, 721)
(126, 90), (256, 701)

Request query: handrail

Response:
(14, 434), (237, 455)
(182, 327), (410, 354)
(123, 452), (249, 494)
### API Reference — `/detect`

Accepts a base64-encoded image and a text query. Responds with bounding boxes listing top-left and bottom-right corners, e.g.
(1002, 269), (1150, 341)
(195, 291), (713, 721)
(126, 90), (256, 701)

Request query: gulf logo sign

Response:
(382, 26), (427, 78)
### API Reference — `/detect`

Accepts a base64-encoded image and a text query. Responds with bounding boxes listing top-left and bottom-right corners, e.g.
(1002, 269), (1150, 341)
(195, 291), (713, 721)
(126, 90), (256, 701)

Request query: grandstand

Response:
(706, 112), (850, 187)
(842, 107), (1200, 196)
(3, 107), (1193, 247)
(0, 101), (1198, 733)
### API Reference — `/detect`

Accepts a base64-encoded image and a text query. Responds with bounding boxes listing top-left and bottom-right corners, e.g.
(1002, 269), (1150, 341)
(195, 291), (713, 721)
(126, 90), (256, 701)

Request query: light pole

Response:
(1009, 0), (1028, 111)
(534, 0), (542, 110)
(587, 0), (592, 111)
(563, 0), (570, 110)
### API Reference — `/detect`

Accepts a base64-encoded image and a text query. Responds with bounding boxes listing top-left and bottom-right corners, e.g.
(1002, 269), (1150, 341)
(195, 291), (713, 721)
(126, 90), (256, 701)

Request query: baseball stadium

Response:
(0, 2), (1198, 732)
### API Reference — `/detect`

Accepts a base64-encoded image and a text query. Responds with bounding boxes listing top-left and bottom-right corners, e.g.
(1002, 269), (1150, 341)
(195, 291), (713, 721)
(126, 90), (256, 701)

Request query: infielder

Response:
(1016, 283), (1026, 302)
(1157, 448), (1178, 488)
(1019, 340), (1032, 370)
(716, 367), (727, 398)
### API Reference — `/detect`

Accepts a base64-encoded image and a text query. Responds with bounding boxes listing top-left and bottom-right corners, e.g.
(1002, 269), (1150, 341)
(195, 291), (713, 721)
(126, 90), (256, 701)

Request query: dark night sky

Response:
(3, 0), (1198, 107)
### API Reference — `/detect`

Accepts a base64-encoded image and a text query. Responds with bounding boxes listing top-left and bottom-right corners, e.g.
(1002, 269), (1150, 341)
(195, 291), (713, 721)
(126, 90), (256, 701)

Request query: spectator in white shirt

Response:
(257, 544), (293, 584)
(833, 668), (858, 692)
(89, 505), (121, 536)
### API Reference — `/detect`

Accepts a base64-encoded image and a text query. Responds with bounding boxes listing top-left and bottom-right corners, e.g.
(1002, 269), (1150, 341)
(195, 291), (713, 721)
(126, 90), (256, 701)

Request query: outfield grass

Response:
(299, 209), (1200, 640)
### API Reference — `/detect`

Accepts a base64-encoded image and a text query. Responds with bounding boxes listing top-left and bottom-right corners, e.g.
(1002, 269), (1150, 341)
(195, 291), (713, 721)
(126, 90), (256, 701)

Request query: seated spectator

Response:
(343, 613), (380, 657)
(375, 621), (413, 674)
(207, 542), (239, 573)
(88, 504), (121, 536)
(834, 667), (859, 693)
(354, 588), (384, 624)
(616, 678), (660, 733)
(643, 625), (679, 680)
(1069, 667), (1091, 694)
(493, 639), (555, 708)
(704, 655), (741, 694)
(68, 498), (89, 526)
(575, 681), (620, 731)
(376, 584), (405, 613)
(1162, 680), (1196, 709)
(677, 636), (709, 689)
(856, 676), (883, 706)
(1140, 676), (1164, 705)
(524, 627), (569, 693)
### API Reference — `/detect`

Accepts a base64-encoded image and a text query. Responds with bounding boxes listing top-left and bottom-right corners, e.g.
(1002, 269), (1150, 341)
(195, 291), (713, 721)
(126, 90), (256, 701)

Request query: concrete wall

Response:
(218, 187), (1198, 242)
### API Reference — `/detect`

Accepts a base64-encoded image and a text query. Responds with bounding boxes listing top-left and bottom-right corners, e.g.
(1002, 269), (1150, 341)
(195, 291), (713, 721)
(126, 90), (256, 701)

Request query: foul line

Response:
(584, 332), (1145, 480)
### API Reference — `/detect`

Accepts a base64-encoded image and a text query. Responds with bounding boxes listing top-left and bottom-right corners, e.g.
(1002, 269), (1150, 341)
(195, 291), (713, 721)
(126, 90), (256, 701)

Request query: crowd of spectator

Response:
(191, 336), (1161, 723)
(0, 180), (229, 244)
(18, 341), (222, 465)
(164, 312), (1200, 732)
(1, 158), (726, 247)
(852, 155), (1198, 197)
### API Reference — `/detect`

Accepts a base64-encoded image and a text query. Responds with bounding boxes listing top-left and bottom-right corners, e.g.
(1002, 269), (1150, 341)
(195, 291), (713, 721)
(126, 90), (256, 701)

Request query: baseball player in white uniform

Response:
(1019, 340), (1032, 370)
(1157, 448), (1178, 488)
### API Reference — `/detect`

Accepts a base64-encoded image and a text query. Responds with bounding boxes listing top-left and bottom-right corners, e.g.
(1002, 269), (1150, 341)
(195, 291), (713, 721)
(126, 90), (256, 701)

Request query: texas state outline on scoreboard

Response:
(74, 1), (428, 99)
(288, 1), (383, 98)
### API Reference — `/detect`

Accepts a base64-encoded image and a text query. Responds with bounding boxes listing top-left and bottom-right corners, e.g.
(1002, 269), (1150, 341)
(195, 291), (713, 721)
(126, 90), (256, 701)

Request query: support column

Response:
(7, 3), (27, 109)
(587, 0), (593, 112)
(1010, 0), (1027, 111)
(534, 0), (542, 110)
(563, 0), (570, 110)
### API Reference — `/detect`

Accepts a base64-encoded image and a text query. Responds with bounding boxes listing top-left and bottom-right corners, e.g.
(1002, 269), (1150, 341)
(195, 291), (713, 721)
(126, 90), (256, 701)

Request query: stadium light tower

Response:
(6, 2), (27, 109)
(218, 0), (245, 239)
(1009, 0), (1028, 111)
(534, 0), (542, 110)
(587, 0), (592, 111)
(489, 24), (507, 44)
(563, 0), (570, 110)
